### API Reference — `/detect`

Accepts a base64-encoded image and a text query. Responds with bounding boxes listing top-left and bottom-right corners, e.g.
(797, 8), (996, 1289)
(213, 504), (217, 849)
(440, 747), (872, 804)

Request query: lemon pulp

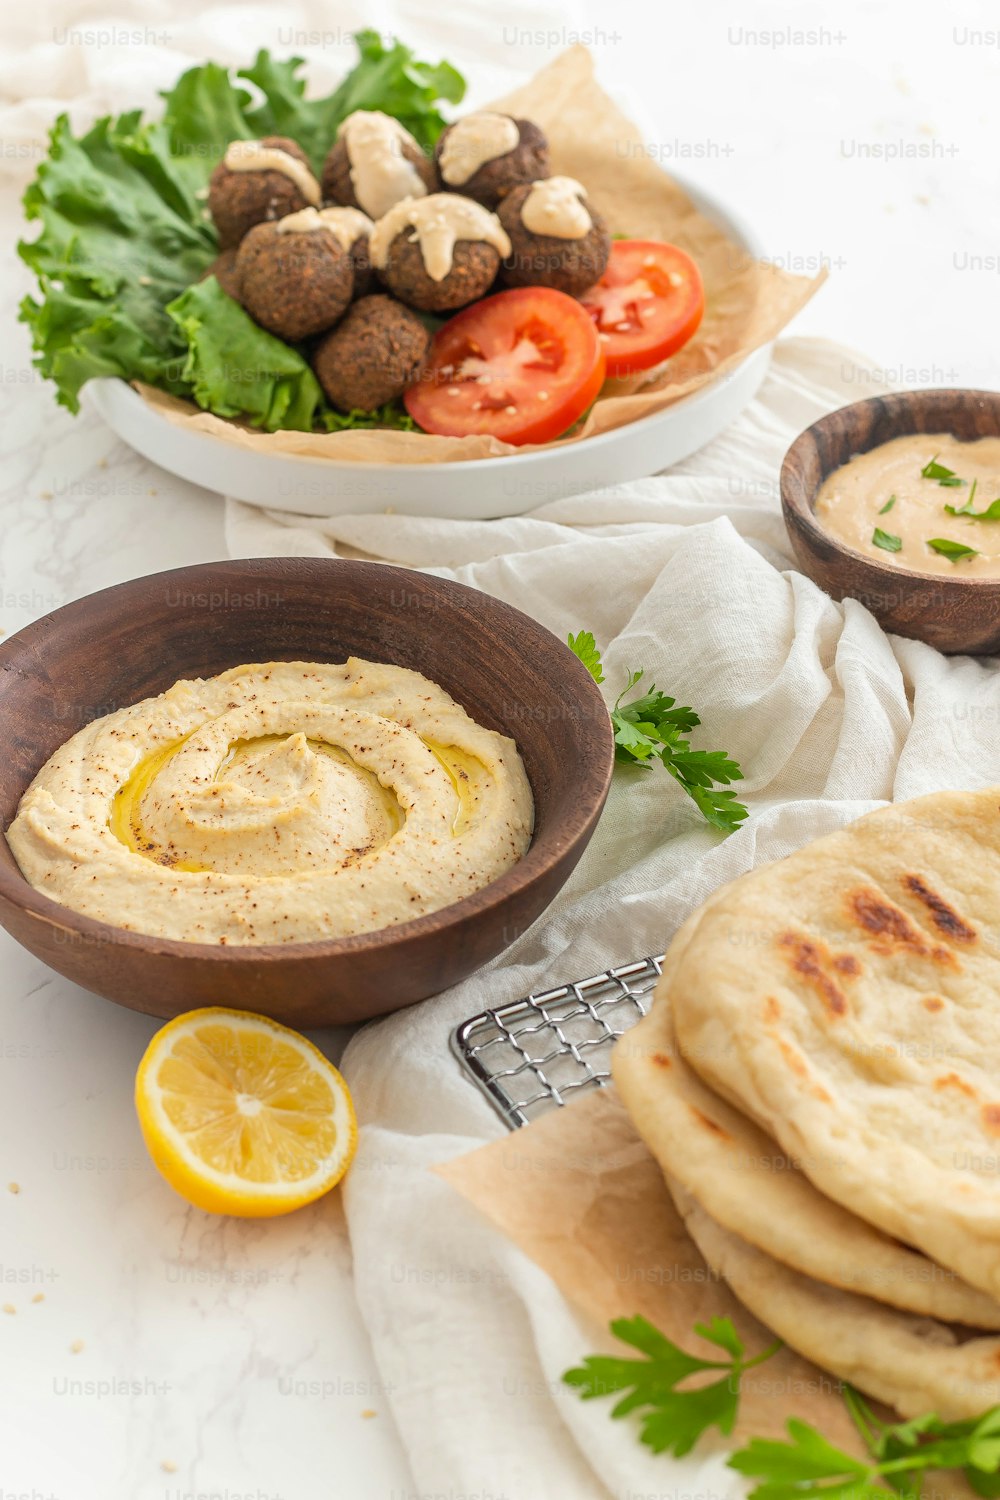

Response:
(135, 1007), (358, 1217)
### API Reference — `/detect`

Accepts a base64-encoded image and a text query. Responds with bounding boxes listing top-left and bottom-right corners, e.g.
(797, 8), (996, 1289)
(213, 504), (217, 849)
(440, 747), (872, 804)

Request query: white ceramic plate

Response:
(86, 178), (771, 521)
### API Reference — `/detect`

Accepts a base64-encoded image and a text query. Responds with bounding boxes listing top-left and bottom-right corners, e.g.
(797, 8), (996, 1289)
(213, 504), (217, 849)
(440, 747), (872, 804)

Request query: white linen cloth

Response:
(6, 5), (998, 1488)
(228, 337), (1000, 1499)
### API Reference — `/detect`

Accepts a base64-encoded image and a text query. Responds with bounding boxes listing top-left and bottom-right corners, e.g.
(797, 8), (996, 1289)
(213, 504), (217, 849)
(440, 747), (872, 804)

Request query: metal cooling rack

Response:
(450, 955), (664, 1128)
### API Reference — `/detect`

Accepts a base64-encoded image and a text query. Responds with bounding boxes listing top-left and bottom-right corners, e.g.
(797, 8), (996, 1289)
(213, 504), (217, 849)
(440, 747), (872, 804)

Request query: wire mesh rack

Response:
(450, 955), (665, 1129)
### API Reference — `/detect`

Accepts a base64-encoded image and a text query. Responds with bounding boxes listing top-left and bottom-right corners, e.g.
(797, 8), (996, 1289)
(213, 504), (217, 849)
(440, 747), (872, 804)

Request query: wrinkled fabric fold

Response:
(225, 338), (1000, 1496)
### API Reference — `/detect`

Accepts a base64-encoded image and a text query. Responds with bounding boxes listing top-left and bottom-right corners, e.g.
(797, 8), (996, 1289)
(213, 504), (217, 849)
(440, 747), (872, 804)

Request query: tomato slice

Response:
(579, 241), (705, 379)
(404, 287), (605, 446)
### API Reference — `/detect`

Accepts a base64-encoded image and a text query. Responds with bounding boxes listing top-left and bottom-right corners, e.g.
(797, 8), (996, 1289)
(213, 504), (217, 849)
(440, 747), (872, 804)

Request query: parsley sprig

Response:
(731, 1387), (1000, 1499)
(946, 479), (1000, 521)
(563, 1314), (782, 1457)
(566, 1317), (1000, 1498)
(921, 456), (966, 487)
(926, 537), (979, 562)
(567, 632), (748, 834)
(872, 527), (902, 552)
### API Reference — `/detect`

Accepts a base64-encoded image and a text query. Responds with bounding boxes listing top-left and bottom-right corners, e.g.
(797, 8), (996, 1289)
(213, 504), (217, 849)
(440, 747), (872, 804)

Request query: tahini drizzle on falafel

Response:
(369, 193), (511, 313)
(434, 113), (550, 208)
(208, 138), (322, 248)
(301, 206), (376, 296)
(498, 176), (610, 297)
(236, 213), (353, 341)
(323, 111), (437, 219)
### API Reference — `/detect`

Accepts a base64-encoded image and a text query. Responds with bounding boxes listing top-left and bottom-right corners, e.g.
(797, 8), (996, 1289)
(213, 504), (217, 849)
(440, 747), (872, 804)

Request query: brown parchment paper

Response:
(136, 46), (826, 464)
(436, 1088), (971, 1498)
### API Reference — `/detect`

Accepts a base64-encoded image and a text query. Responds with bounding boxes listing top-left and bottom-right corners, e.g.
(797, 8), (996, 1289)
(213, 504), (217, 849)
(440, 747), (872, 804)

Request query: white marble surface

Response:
(0, 1), (998, 1495)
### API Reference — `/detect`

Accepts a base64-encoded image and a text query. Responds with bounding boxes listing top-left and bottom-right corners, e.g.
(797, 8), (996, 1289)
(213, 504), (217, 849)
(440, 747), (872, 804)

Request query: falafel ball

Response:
(348, 237), (374, 297)
(370, 195), (510, 314)
(498, 178), (610, 298)
(235, 217), (353, 341)
(208, 136), (321, 250)
(378, 234), (500, 313)
(314, 206), (376, 297)
(434, 114), (549, 208)
(313, 295), (431, 412)
(200, 248), (243, 301)
(322, 111), (438, 218)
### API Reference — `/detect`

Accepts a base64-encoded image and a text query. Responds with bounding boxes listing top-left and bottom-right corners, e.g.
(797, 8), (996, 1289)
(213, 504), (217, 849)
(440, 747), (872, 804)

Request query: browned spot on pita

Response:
(763, 996), (781, 1023)
(779, 1040), (809, 1079)
(777, 933), (849, 1016)
(983, 1104), (1000, 1136)
(923, 996), (944, 1013)
(688, 1105), (732, 1141)
(832, 953), (861, 977)
(934, 1072), (977, 1099)
(650, 1051), (672, 1069)
(811, 1084), (832, 1103)
(902, 874), (976, 944)
(848, 889), (957, 967)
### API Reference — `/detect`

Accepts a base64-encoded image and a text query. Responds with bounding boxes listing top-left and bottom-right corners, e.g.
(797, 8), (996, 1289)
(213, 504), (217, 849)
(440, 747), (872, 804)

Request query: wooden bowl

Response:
(781, 389), (1000, 655)
(0, 559), (613, 1027)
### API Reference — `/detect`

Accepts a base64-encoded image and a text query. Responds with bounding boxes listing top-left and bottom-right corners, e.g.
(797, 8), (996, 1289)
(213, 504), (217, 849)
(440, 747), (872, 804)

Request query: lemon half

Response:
(135, 1008), (357, 1217)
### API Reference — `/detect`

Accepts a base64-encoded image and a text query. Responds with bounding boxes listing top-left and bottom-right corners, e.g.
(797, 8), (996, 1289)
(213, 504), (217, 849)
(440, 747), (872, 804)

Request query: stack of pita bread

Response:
(614, 788), (1000, 1421)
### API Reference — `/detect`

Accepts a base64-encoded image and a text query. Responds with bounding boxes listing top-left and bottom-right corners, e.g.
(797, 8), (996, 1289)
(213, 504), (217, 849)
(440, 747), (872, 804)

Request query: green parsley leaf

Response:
(729, 1418), (872, 1500)
(573, 1315), (1000, 1500)
(872, 528), (903, 552)
(730, 1387), (1000, 1500)
(947, 477), (978, 514)
(568, 632), (749, 832)
(612, 713), (657, 759)
(945, 480), (1000, 521)
(620, 684), (701, 736)
(921, 455), (966, 487)
(641, 1381), (741, 1457)
(564, 1315), (781, 1460)
(694, 1316), (745, 1359)
(927, 537), (979, 561)
(574, 1312), (1000, 1499)
(878, 494), (897, 514)
(566, 630), (605, 684)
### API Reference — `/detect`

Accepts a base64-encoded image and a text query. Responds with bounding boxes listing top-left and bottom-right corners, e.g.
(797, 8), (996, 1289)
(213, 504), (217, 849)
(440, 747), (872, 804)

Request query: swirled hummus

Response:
(6, 660), (534, 946)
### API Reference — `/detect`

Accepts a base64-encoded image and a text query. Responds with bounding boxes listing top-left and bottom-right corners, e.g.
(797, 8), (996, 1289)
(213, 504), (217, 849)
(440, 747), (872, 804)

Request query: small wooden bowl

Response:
(781, 389), (1000, 655)
(0, 559), (613, 1027)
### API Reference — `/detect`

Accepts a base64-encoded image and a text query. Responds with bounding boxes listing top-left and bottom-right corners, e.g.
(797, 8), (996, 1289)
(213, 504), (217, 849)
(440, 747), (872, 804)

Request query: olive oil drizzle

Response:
(110, 732), (479, 871)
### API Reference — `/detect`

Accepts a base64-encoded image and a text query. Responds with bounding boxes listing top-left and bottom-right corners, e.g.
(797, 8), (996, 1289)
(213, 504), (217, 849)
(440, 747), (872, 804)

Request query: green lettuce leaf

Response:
(252, 29), (465, 160)
(165, 277), (324, 432)
(159, 63), (256, 184)
(20, 112), (215, 410)
(19, 33), (465, 428)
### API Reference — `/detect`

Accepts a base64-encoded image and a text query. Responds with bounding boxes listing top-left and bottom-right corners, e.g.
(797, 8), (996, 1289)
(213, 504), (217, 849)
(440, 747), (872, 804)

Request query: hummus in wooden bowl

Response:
(7, 659), (533, 947)
(781, 389), (1000, 655)
(0, 559), (612, 1025)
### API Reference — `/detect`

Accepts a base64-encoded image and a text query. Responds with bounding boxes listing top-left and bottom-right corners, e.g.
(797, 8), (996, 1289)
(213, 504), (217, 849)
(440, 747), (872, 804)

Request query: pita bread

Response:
(664, 789), (1000, 1300)
(667, 1174), (1000, 1423)
(613, 984), (1000, 1327)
